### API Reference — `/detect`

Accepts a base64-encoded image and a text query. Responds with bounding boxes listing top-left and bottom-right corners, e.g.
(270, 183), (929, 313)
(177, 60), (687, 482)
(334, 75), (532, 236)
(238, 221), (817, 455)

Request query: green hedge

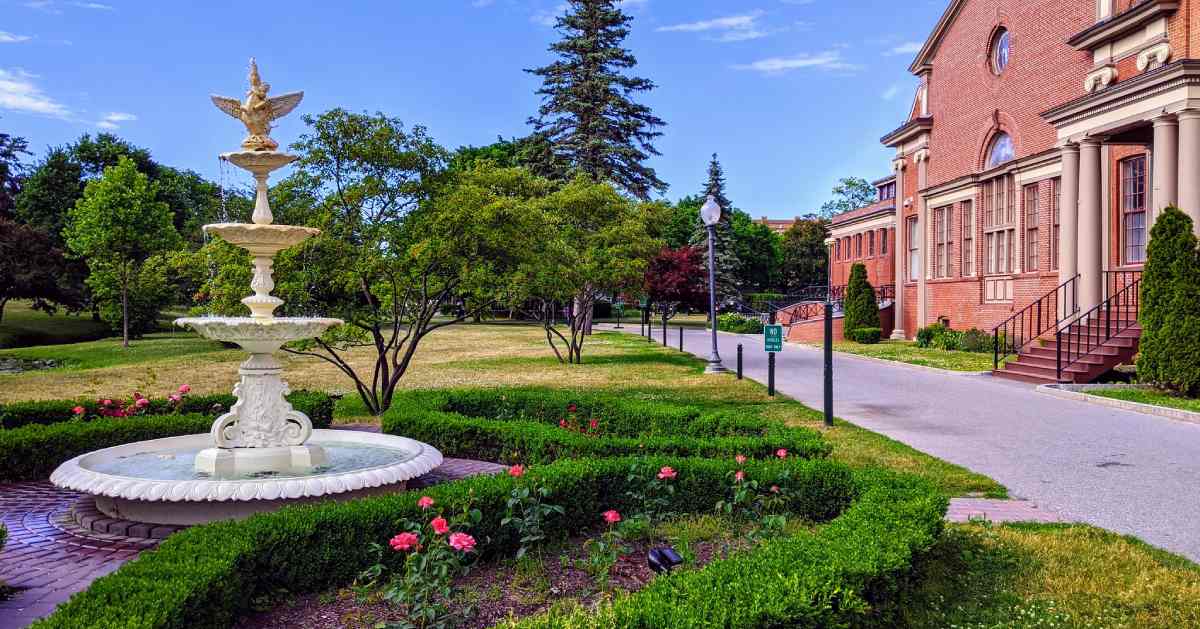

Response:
(33, 456), (944, 629)
(0, 393), (335, 481)
(381, 387), (830, 463)
(853, 327), (882, 344)
(0, 390), (334, 430)
(717, 312), (764, 334)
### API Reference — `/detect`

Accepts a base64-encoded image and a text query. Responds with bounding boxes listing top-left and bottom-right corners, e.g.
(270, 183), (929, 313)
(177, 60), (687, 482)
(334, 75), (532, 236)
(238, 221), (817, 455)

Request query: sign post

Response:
(614, 302), (624, 329)
(764, 323), (782, 396)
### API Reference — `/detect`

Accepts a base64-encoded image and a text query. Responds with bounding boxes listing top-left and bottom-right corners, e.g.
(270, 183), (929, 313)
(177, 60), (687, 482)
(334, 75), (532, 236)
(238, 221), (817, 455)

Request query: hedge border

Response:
(33, 456), (944, 629)
(0, 392), (335, 481)
(0, 391), (334, 430)
(381, 387), (830, 463)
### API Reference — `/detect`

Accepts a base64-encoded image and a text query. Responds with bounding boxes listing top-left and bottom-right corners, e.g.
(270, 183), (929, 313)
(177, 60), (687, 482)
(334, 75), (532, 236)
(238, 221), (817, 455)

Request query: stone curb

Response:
(1036, 383), (1200, 425)
(787, 341), (993, 377)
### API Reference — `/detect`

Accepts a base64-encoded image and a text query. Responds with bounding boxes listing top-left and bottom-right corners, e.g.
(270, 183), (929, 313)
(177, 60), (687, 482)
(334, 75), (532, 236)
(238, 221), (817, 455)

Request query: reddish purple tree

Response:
(644, 246), (707, 326)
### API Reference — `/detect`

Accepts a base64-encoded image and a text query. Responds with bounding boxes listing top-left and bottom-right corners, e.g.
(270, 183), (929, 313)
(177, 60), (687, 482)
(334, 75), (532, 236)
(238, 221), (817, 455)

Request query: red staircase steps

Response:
(993, 322), (1140, 384)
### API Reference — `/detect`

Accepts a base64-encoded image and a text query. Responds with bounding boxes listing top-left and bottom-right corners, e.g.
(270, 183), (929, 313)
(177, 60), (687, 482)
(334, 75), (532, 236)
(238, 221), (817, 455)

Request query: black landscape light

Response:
(647, 546), (683, 574)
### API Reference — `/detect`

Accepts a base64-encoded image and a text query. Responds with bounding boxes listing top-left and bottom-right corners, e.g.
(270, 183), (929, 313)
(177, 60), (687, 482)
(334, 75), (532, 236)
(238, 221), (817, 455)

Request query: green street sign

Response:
(764, 324), (784, 352)
(614, 302), (624, 313)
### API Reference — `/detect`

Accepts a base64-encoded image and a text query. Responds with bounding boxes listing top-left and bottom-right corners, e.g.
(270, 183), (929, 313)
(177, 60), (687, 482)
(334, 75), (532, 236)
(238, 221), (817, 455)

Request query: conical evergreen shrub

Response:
(1137, 206), (1200, 395)
(842, 263), (880, 341)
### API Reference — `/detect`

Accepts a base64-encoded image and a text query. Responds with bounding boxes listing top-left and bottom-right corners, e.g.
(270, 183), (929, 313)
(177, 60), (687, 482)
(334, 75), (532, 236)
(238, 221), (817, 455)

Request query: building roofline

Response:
(1066, 1), (1178, 49)
(830, 203), (896, 228)
(908, 0), (965, 75)
(871, 174), (897, 187)
(1040, 59), (1199, 127)
(881, 117), (934, 146)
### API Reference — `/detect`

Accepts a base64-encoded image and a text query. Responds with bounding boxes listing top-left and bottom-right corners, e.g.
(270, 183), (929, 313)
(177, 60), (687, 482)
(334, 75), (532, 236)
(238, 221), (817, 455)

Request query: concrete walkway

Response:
(629, 324), (1200, 562)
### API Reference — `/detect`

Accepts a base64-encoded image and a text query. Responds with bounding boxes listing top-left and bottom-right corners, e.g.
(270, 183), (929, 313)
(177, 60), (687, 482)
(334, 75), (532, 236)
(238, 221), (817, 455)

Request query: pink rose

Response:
(559, 419), (568, 428)
(133, 392), (144, 400)
(734, 470), (745, 483)
(567, 404), (577, 413)
(178, 384), (191, 394)
(776, 448), (788, 459)
(657, 466), (676, 480)
(448, 532), (476, 553)
(735, 454), (747, 465)
(589, 419), (599, 430)
(430, 517), (450, 535)
(602, 510), (621, 524)
(72, 406), (85, 415)
(389, 532), (419, 552)
(508, 464), (526, 478)
(770, 485), (780, 494)
(102, 399), (113, 407)
(135, 398), (150, 408)
(417, 496), (435, 510)
(168, 394), (181, 403)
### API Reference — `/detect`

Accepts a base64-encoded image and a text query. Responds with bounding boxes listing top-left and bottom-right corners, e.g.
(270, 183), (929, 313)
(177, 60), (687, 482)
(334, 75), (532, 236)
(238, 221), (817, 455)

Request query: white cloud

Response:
(657, 11), (771, 42)
(885, 41), (922, 56)
(471, 0), (494, 7)
(95, 111), (136, 129)
(620, 0), (649, 7)
(23, 0), (113, 11)
(733, 51), (860, 74)
(881, 84), (900, 100)
(0, 68), (71, 118)
(531, 2), (567, 27)
(71, 1), (114, 8)
(0, 31), (32, 43)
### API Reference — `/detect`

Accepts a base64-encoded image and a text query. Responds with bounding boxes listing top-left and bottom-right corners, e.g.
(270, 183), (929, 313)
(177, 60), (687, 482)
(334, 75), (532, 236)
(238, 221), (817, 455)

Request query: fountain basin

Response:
(202, 223), (320, 256)
(176, 316), (341, 353)
(50, 430), (444, 526)
(220, 150), (298, 174)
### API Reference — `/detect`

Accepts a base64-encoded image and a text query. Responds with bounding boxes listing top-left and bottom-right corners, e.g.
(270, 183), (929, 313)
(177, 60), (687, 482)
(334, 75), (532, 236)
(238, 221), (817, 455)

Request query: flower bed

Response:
(381, 387), (830, 463)
(32, 456), (945, 629)
(0, 390), (334, 429)
(0, 392), (335, 481)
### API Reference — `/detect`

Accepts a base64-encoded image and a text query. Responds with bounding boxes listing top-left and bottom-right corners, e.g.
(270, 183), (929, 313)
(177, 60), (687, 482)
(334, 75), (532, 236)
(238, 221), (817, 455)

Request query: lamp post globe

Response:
(701, 195), (726, 374)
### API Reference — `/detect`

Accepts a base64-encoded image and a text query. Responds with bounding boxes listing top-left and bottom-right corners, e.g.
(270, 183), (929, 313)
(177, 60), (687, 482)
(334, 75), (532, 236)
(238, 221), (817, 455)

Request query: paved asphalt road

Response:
(617, 324), (1200, 561)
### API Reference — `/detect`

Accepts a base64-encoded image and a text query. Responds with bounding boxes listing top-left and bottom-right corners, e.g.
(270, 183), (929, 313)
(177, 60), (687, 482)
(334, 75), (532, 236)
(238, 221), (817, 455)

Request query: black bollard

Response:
(768, 352), (775, 396)
(823, 301), (834, 427)
(678, 326), (684, 351)
(736, 344), (743, 379)
(662, 318), (667, 347)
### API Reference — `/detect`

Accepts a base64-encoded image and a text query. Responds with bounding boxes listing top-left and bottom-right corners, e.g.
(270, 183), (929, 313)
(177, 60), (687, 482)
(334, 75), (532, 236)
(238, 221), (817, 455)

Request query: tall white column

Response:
(915, 149), (930, 328)
(1059, 143), (1080, 317)
(890, 158), (907, 340)
(1152, 114), (1178, 228)
(1177, 109), (1200, 234)
(1078, 138), (1103, 311)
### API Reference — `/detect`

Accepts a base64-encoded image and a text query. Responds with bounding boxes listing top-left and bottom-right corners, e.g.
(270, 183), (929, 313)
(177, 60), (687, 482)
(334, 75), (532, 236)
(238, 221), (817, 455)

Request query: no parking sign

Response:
(764, 324), (783, 352)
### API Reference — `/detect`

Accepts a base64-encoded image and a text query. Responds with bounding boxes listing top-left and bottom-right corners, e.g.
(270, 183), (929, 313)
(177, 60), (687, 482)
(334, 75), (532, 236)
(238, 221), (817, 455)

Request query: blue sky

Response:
(1, 0), (946, 218)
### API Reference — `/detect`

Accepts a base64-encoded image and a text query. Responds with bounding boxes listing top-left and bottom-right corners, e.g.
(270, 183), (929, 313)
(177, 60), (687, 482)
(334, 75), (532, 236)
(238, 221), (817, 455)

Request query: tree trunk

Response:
(0, 297), (7, 325)
(121, 267), (130, 348)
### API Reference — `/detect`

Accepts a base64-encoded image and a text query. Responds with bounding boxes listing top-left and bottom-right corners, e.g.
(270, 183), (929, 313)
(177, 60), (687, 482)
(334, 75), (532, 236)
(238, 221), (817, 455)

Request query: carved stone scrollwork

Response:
(210, 353), (313, 449)
(1084, 66), (1118, 93)
(1137, 42), (1171, 72)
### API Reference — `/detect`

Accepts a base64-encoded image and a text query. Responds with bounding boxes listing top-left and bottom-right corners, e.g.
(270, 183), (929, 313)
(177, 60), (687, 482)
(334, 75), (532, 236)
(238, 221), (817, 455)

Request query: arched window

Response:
(986, 133), (1014, 168)
(991, 28), (1010, 74)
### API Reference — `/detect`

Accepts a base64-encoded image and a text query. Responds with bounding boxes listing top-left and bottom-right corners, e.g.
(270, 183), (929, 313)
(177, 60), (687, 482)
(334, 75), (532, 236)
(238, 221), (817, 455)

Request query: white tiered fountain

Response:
(50, 60), (442, 526)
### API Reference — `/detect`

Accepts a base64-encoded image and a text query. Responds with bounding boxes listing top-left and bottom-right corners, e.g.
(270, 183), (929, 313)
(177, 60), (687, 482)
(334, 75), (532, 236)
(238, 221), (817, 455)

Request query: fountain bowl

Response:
(203, 223), (320, 256)
(50, 430), (444, 526)
(176, 316), (341, 353)
(221, 150), (298, 174)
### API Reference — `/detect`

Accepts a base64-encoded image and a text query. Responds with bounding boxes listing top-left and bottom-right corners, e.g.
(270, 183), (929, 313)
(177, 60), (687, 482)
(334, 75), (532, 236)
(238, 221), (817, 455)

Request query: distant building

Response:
(755, 217), (807, 235)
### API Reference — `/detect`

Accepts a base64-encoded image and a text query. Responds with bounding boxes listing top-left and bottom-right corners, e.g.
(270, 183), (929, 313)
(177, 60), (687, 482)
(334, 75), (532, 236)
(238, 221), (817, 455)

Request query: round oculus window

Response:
(991, 29), (1010, 74)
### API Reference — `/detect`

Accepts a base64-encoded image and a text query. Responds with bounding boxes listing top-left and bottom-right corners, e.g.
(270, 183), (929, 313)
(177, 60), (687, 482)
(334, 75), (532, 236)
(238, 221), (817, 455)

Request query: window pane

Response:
(987, 133), (1014, 168)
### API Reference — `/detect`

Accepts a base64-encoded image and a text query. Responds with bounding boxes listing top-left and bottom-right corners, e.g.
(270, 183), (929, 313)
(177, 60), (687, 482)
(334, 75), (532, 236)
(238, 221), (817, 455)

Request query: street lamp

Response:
(701, 195), (726, 374)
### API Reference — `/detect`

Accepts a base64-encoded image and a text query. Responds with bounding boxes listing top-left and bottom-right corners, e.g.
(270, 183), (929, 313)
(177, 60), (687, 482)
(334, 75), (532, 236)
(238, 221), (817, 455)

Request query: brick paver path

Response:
(0, 457), (505, 629)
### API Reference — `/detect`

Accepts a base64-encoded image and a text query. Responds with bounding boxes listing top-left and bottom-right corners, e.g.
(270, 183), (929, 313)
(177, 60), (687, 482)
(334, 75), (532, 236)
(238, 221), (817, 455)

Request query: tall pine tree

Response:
(691, 154), (742, 303)
(526, 0), (666, 199)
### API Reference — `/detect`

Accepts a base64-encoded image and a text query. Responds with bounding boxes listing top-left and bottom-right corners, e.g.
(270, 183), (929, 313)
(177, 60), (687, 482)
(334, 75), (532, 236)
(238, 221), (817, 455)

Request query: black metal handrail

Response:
(1056, 276), (1141, 381)
(992, 274), (1080, 370)
(771, 284), (895, 324)
(1104, 269), (1142, 300)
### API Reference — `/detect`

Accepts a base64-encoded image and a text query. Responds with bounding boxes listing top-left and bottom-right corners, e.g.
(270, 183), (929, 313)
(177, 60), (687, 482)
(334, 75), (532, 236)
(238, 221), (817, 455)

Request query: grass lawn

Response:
(800, 339), (999, 372)
(1088, 387), (1200, 414)
(0, 301), (110, 349)
(902, 522), (1200, 628)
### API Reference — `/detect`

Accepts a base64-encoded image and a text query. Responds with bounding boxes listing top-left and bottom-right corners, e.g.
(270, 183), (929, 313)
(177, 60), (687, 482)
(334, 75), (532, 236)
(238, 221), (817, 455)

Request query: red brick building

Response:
(817, 0), (1193, 380)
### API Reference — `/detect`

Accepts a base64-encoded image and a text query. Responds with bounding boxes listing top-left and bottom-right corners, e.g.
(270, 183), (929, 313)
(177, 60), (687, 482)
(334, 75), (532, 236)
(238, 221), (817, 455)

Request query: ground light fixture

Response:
(647, 546), (684, 574)
(701, 194), (726, 374)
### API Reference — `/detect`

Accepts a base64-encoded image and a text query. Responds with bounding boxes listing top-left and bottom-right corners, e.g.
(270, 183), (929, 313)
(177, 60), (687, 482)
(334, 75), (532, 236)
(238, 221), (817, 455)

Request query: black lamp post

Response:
(701, 195), (726, 374)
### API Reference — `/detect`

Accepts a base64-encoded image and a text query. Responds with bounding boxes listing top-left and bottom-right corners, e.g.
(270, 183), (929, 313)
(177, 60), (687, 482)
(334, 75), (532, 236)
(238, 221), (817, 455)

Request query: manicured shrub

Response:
(717, 312), (763, 334)
(0, 390), (334, 430)
(853, 327), (882, 344)
(959, 328), (993, 353)
(0, 393), (336, 481)
(1138, 207), (1200, 396)
(842, 263), (880, 340)
(916, 322), (953, 349)
(34, 457), (944, 629)
(381, 388), (830, 464)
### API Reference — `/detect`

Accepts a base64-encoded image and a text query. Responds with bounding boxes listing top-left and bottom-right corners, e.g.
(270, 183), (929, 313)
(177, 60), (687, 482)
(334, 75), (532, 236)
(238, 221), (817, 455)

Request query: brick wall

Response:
(830, 226), (896, 288)
(786, 305), (895, 343)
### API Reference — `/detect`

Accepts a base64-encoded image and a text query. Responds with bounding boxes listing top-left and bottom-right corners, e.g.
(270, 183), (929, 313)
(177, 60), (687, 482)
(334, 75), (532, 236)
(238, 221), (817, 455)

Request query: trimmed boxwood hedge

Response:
(0, 393), (335, 481)
(32, 456), (944, 629)
(381, 387), (831, 463)
(0, 390), (334, 430)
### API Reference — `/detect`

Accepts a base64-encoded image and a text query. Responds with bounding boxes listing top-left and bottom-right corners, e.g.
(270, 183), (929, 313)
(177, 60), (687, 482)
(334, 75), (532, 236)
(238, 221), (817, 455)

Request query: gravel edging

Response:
(1037, 383), (1200, 425)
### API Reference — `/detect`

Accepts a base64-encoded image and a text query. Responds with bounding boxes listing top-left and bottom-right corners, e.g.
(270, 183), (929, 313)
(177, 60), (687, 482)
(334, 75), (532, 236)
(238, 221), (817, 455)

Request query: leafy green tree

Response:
(842, 263), (879, 341)
(689, 156), (741, 303)
(660, 196), (699, 249)
(526, 0), (666, 198)
(730, 211), (781, 293)
(819, 177), (875, 219)
(780, 216), (830, 291)
(449, 134), (569, 182)
(0, 219), (84, 322)
(0, 127), (30, 219)
(64, 157), (181, 346)
(14, 148), (83, 242)
(1138, 207), (1200, 395)
(523, 177), (660, 363)
(644, 246), (706, 330)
